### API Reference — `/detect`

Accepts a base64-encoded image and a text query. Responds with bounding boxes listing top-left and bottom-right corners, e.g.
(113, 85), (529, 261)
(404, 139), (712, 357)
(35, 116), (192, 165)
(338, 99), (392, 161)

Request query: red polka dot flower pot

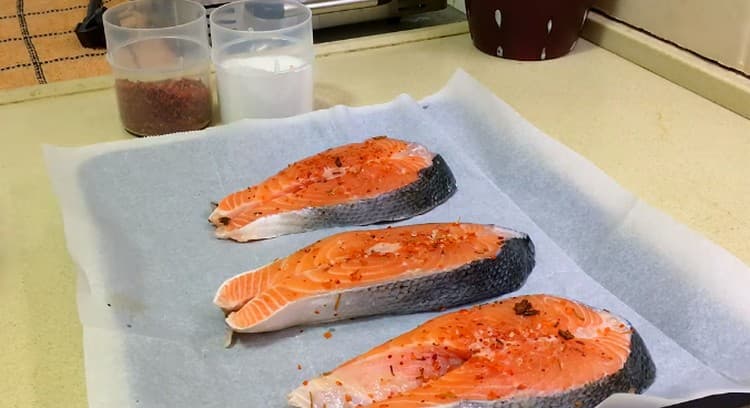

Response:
(465, 0), (593, 61)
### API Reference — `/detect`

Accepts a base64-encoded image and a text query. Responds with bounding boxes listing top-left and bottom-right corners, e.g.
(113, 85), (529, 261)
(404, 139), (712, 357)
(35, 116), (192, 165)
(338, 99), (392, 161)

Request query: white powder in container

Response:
(216, 55), (313, 122)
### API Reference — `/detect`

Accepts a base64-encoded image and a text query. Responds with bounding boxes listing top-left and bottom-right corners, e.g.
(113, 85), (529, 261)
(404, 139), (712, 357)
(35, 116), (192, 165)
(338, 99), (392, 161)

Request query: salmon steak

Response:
(208, 137), (457, 242)
(289, 294), (656, 408)
(214, 223), (535, 333)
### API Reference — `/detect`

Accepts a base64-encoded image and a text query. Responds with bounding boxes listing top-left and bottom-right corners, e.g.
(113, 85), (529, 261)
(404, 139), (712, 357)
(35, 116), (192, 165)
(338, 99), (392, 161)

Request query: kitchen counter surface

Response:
(2, 22), (749, 408)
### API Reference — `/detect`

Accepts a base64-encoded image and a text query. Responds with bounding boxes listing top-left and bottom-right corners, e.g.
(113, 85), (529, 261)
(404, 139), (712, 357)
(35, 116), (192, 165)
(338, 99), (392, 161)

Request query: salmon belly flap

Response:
(289, 294), (656, 408)
(214, 223), (535, 333)
(209, 137), (457, 242)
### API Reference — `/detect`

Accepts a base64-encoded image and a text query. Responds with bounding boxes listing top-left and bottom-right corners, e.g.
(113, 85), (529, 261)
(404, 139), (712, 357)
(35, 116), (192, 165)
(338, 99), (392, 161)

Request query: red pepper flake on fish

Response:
(559, 329), (575, 341)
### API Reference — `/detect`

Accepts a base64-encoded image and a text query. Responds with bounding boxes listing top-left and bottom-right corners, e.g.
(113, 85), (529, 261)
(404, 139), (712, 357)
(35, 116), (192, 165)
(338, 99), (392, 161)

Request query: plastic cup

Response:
(209, 0), (314, 122)
(104, 0), (212, 136)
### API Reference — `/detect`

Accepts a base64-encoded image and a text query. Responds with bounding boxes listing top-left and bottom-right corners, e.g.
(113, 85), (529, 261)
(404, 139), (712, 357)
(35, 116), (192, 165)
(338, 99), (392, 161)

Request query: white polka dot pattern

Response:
(467, 2), (590, 61)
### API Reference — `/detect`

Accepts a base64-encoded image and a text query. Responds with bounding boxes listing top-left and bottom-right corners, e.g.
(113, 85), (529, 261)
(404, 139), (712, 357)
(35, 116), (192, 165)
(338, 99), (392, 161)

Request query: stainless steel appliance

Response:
(200, 0), (447, 29)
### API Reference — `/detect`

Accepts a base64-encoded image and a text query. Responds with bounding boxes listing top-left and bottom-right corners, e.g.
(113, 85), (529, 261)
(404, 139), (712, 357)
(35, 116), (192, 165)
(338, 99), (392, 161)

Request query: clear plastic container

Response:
(104, 0), (212, 136)
(209, 0), (314, 122)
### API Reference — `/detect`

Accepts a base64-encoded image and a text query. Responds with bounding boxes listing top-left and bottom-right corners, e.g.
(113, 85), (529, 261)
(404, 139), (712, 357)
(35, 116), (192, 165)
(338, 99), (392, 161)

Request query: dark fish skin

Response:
(450, 328), (656, 408)
(296, 154), (457, 230)
(330, 234), (535, 317)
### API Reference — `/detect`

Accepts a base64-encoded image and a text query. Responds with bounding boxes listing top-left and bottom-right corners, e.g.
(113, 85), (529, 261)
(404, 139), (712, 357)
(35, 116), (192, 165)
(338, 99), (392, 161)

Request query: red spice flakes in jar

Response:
(114, 77), (212, 136)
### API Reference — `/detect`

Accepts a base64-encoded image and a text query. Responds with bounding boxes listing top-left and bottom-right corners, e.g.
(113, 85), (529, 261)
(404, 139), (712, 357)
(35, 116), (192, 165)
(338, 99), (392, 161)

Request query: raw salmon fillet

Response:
(289, 294), (655, 408)
(214, 223), (535, 333)
(208, 137), (456, 242)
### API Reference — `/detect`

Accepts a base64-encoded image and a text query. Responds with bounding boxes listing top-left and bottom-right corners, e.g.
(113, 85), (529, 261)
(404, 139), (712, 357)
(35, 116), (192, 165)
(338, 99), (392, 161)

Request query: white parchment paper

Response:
(45, 71), (750, 408)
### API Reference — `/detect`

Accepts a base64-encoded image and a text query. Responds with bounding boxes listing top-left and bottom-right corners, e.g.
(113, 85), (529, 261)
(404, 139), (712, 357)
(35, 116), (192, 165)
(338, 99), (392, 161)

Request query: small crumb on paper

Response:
(224, 329), (235, 348)
(323, 331), (333, 339)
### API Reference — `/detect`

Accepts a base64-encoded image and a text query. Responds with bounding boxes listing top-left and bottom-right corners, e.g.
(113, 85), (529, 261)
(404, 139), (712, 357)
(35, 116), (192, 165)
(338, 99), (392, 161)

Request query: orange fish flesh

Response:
(288, 294), (655, 408)
(214, 223), (535, 333)
(208, 137), (456, 242)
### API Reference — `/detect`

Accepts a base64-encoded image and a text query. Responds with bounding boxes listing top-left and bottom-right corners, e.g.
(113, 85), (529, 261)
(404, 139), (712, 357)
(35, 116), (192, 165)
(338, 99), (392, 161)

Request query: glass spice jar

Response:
(103, 0), (212, 136)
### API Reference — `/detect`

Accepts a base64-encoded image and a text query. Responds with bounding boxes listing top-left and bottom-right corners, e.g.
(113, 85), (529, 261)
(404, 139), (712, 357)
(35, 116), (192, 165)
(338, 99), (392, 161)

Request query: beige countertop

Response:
(1, 22), (749, 408)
